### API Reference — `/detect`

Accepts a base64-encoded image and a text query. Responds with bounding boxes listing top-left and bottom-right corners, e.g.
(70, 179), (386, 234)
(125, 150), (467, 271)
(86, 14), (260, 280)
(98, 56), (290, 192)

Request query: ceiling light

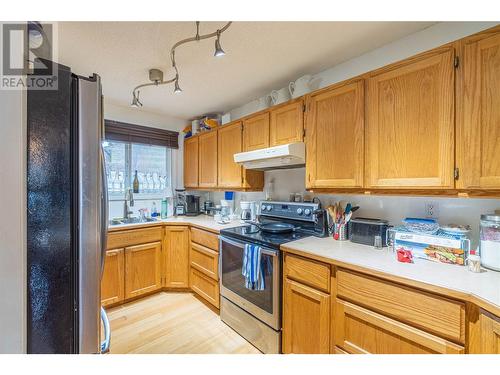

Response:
(214, 30), (225, 57)
(174, 76), (182, 94)
(130, 21), (232, 106)
(130, 91), (143, 108)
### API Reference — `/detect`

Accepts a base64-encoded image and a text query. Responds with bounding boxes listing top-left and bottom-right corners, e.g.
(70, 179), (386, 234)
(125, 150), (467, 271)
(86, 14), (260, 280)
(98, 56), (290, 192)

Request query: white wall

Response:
(0, 32), (27, 352)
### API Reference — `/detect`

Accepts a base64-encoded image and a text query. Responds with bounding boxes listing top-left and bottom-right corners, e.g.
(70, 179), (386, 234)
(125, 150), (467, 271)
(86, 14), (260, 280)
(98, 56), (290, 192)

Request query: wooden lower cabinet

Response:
(334, 299), (464, 354)
(190, 268), (220, 309)
(124, 241), (162, 299)
(163, 226), (190, 288)
(190, 243), (218, 281)
(283, 278), (330, 354)
(469, 310), (500, 354)
(101, 248), (125, 307)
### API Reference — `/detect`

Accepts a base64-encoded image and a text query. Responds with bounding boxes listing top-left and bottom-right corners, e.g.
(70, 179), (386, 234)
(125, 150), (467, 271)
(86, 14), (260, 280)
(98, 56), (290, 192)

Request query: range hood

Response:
(233, 142), (305, 171)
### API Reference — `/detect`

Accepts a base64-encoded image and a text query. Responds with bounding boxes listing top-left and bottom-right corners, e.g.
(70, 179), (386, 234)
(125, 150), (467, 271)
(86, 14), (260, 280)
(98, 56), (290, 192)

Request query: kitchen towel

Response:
(242, 243), (265, 291)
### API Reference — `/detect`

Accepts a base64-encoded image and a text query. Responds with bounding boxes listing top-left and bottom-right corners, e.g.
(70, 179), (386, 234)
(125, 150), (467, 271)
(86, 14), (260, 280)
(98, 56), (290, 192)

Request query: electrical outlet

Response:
(425, 202), (439, 218)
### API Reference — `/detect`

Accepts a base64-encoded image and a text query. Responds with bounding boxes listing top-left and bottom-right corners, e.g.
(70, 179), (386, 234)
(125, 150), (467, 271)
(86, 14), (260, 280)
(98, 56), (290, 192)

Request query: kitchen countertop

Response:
(108, 217), (500, 315)
(281, 235), (500, 315)
(107, 215), (245, 233)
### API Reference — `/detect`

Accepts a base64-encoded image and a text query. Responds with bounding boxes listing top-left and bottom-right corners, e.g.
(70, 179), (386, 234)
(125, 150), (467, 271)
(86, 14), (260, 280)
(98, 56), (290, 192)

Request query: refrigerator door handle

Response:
(100, 307), (110, 353)
(100, 139), (108, 277)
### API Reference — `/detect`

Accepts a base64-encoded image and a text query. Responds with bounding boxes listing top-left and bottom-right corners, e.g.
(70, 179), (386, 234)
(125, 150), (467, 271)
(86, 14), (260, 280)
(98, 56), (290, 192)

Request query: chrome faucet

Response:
(123, 189), (134, 219)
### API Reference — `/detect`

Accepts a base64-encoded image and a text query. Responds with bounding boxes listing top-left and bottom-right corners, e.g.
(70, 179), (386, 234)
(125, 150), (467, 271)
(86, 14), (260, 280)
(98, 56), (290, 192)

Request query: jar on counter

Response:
(480, 214), (500, 271)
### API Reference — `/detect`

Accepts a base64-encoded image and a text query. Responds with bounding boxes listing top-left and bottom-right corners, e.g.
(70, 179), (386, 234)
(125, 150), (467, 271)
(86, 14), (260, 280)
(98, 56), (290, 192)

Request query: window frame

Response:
(104, 140), (172, 201)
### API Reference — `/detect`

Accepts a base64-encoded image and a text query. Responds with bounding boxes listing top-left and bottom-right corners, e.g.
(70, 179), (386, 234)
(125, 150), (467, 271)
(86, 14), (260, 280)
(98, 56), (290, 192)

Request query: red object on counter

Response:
(397, 248), (413, 263)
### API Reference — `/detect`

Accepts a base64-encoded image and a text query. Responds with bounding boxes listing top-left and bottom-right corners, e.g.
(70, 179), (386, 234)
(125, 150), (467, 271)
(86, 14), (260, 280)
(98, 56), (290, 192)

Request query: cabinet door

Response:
(283, 278), (330, 354)
(334, 299), (464, 354)
(218, 122), (243, 188)
(198, 130), (218, 188)
(124, 241), (162, 299)
(470, 311), (500, 354)
(164, 226), (190, 288)
(101, 248), (125, 307)
(366, 48), (455, 189)
(184, 136), (199, 188)
(457, 29), (500, 189)
(306, 80), (364, 188)
(270, 101), (304, 146)
(243, 112), (270, 151)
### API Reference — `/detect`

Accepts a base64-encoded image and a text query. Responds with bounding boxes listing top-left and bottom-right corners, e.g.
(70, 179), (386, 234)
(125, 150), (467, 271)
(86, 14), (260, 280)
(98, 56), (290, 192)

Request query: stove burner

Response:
(241, 225), (260, 234)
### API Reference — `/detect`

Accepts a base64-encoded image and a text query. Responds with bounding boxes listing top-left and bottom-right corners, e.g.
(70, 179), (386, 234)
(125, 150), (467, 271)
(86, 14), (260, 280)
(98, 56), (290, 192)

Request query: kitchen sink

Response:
(109, 217), (159, 226)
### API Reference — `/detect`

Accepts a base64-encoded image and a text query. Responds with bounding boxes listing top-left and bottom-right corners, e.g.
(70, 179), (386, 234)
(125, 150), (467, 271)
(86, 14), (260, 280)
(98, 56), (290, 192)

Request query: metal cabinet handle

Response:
(100, 307), (111, 353)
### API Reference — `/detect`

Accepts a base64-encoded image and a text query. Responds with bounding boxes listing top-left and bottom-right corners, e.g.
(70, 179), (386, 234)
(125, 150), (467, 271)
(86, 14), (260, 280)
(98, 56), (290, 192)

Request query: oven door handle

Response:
(219, 235), (278, 257)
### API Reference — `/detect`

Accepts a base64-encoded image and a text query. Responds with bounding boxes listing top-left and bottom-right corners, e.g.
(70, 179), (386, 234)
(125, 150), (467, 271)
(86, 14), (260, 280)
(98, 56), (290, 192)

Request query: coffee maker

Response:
(174, 189), (186, 216)
(185, 194), (200, 216)
(240, 201), (257, 223)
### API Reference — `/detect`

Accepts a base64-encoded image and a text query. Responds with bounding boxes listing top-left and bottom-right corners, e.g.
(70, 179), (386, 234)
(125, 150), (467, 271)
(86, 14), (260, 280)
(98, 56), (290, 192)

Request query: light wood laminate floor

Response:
(106, 292), (261, 354)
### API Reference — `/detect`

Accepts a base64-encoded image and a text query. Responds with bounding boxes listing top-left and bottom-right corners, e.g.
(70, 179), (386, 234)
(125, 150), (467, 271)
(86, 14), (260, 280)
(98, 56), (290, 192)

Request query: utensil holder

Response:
(334, 223), (349, 241)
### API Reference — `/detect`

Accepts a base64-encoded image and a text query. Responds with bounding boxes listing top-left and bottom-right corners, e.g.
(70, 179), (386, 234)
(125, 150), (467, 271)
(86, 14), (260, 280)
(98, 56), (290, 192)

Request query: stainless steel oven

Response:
(219, 236), (281, 353)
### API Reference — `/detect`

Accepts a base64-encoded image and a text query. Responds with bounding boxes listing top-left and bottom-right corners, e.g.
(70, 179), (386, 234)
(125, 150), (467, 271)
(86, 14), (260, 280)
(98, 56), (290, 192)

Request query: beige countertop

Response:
(281, 235), (500, 315)
(107, 215), (244, 233)
(108, 217), (500, 314)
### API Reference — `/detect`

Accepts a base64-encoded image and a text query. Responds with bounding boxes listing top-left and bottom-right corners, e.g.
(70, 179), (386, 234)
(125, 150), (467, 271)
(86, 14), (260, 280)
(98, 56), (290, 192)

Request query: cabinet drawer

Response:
(334, 299), (464, 354)
(190, 268), (220, 309)
(284, 254), (330, 293)
(336, 269), (465, 343)
(107, 227), (162, 249)
(191, 227), (219, 251)
(190, 243), (219, 281)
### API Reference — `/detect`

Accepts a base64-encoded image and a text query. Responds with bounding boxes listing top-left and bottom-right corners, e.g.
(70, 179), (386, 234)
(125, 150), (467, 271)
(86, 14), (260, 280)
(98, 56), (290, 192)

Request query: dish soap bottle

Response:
(161, 198), (168, 219)
(133, 170), (139, 193)
(151, 202), (158, 218)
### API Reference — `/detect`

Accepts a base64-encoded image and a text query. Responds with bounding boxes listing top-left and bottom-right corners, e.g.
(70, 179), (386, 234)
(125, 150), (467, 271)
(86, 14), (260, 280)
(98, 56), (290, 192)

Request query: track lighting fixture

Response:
(214, 30), (225, 57)
(130, 90), (143, 108)
(174, 75), (182, 94)
(130, 21), (232, 107)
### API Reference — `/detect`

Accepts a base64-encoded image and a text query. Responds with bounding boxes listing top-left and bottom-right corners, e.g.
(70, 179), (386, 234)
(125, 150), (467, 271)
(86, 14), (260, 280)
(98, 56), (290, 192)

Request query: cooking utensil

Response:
(254, 222), (298, 234)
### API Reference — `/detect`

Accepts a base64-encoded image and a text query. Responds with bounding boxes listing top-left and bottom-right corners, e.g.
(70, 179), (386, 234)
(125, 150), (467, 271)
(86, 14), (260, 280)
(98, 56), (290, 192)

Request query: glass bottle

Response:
(133, 170), (139, 193)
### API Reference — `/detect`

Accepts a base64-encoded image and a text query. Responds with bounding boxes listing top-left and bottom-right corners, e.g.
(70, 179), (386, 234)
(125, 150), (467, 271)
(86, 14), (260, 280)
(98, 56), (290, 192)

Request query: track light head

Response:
(214, 30), (225, 57)
(131, 91), (143, 108)
(174, 77), (182, 94)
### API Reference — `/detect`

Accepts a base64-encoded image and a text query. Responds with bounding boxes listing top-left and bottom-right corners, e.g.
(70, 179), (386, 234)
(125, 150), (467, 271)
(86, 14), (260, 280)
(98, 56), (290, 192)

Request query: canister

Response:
(480, 214), (500, 271)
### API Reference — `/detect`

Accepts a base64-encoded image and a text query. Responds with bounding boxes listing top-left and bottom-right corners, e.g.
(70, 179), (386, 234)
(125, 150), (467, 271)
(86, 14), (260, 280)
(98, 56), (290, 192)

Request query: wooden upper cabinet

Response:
(457, 28), (500, 189)
(198, 131), (218, 188)
(218, 122), (243, 188)
(270, 100), (304, 146)
(365, 47), (455, 189)
(101, 248), (125, 307)
(283, 278), (330, 354)
(305, 80), (364, 189)
(164, 226), (190, 288)
(124, 241), (162, 299)
(243, 112), (270, 151)
(184, 136), (199, 188)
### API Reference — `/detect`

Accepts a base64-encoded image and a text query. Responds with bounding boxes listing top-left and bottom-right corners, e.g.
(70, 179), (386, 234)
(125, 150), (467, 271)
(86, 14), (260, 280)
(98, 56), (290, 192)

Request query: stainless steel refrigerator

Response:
(26, 60), (110, 353)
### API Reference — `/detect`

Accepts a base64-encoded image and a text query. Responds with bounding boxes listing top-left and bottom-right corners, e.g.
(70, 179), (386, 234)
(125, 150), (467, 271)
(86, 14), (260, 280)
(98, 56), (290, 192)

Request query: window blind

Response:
(104, 119), (179, 149)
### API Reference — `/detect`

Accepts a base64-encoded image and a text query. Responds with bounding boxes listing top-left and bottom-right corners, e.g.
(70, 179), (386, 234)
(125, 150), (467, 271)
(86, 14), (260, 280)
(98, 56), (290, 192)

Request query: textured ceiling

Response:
(57, 21), (435, 120)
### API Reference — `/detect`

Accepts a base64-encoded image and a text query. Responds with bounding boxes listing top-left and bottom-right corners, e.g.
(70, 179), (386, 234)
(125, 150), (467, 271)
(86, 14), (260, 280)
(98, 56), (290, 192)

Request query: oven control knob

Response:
(304, 209), (312, 216)
(266, 205), (272, 211)
(296, 208), (303, 215)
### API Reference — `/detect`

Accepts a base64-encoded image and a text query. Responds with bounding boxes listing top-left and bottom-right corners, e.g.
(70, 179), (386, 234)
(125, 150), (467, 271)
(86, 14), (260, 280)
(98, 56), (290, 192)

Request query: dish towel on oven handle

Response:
(242, 243), (265, 291)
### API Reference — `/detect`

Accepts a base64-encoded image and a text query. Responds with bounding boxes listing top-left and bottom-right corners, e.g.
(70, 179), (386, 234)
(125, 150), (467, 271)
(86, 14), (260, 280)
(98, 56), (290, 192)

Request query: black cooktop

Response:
(220, 224), (313, 249)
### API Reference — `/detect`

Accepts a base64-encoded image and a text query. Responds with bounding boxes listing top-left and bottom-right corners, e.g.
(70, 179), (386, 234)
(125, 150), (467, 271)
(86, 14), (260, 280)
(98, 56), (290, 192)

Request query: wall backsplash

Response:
(204, 168), (500, 247)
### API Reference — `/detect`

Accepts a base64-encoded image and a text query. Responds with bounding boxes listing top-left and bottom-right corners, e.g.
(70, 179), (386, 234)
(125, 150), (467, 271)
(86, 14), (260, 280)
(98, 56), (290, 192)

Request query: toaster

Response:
(348, 217), (390, 246)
